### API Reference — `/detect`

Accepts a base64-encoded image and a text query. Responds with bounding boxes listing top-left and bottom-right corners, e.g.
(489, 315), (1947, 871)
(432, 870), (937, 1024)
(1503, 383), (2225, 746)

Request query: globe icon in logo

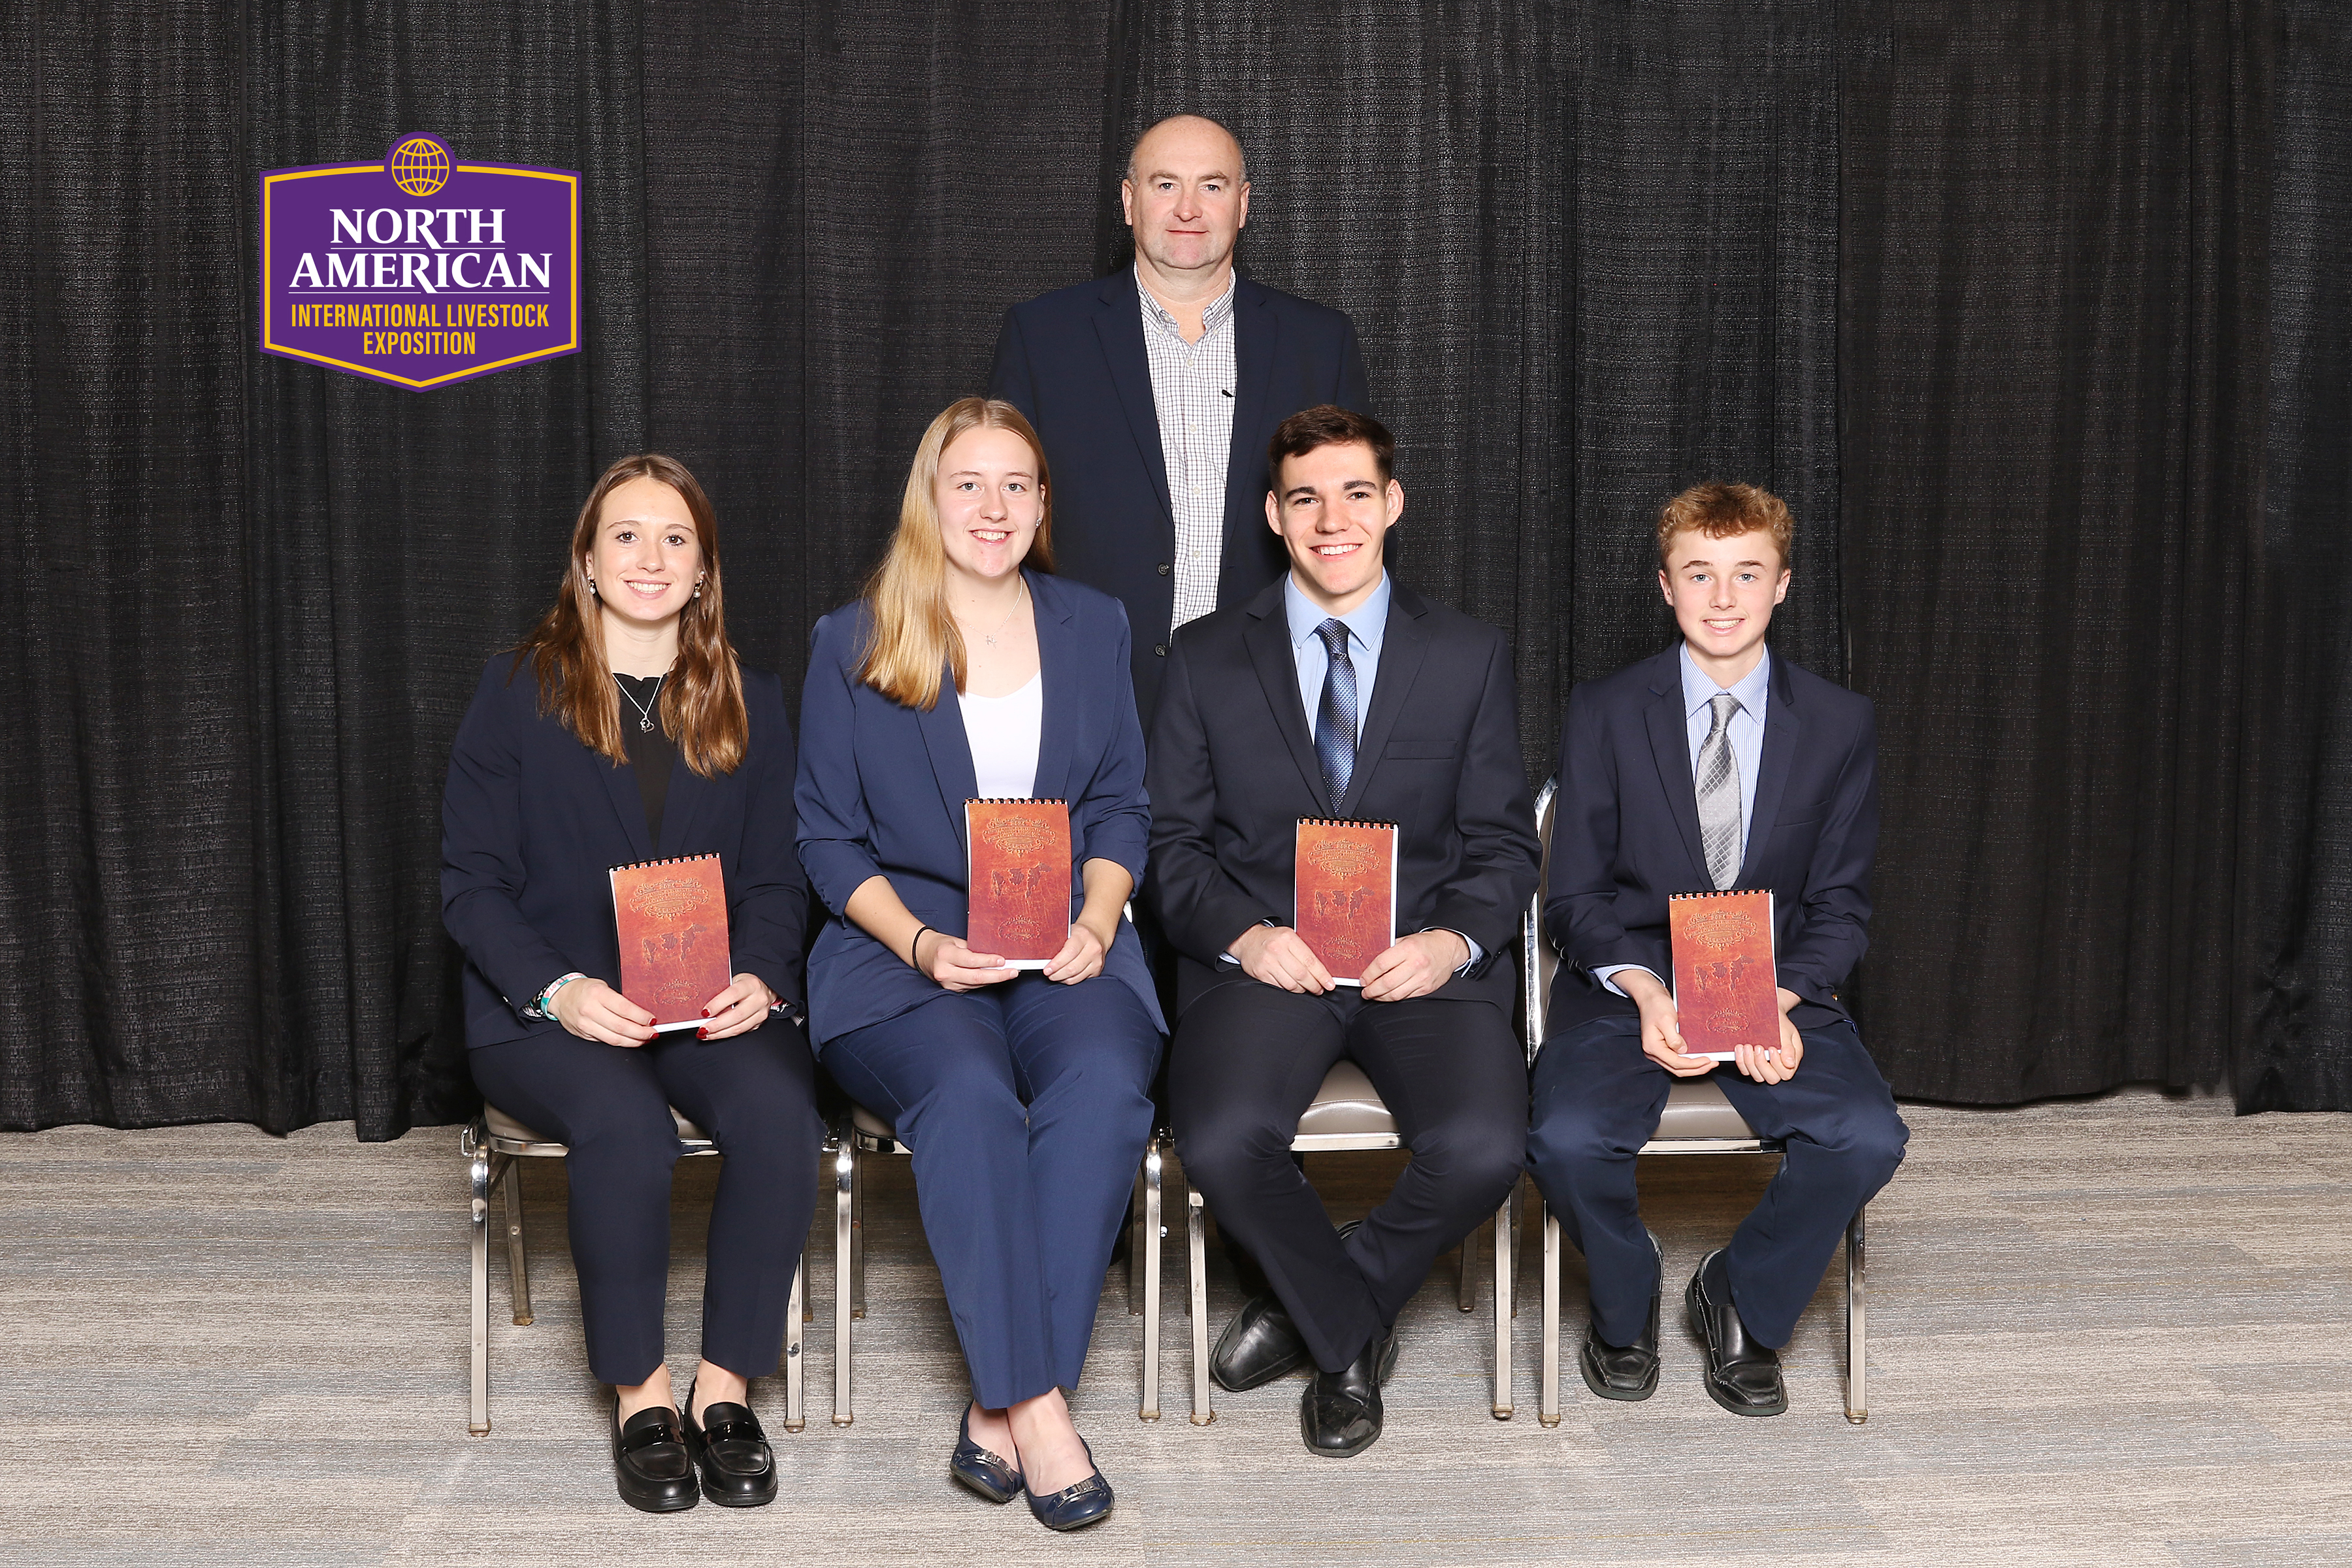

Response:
(387, 136), (450, 198)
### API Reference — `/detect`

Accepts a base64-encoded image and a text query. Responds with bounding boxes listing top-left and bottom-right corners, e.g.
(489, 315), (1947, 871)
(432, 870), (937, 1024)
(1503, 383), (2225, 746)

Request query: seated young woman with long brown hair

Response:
(442, 454), (819, 1514)
(795, 397), (1162, 1533)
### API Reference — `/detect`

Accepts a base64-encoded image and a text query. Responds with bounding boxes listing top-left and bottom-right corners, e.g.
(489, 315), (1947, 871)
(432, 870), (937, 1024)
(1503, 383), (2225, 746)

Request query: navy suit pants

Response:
(1171, 981), (1528, 1375)
(468, 1022), (823, 1386)
(1526, 1014), (1906, 1349)
(819, 973), (1162, 1409)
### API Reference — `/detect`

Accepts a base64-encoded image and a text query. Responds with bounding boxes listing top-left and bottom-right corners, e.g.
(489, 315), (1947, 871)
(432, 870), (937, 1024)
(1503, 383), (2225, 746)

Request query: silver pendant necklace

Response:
(969, 578), (1027, 649)
(614, 672), (664, 733)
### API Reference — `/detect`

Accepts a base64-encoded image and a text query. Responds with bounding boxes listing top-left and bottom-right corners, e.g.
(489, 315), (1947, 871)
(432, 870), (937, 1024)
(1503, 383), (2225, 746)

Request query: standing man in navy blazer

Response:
(988, 112), (1371, 727)
(1149, 407), (1537, 1458)
(1526, 482), (1908, 1420)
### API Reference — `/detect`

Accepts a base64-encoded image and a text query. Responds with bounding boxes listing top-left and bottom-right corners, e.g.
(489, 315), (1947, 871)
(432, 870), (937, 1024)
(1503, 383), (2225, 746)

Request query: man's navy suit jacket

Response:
(1544, 646), (1879, 1039)
(988, 268), (1369, 724)
(1146, 576), (1539, 1017)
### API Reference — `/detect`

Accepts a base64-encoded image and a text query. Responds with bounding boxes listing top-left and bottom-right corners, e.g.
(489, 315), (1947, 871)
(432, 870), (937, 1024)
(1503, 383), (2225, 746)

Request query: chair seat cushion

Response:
(483, 1103), (708, 1146)
(1651, 1078), (1759, 1142)
(1295, 1060), (1396, 1140)
(851, 1102), (896, 1141)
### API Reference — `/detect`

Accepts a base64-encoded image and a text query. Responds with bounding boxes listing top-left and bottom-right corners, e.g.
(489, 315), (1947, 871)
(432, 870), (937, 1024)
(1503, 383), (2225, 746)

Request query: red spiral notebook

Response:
(966, 799), (1071, 968)
(610, 853), (733, 1031)
(1294, 819), (1397, 986)
(1668, 889), (1779, 1061)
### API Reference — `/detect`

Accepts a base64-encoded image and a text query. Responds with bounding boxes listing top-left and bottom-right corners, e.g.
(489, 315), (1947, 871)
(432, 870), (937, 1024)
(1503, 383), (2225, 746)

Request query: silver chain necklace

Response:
(613, 672), (664, 733)
(964, 578), (1028, 649)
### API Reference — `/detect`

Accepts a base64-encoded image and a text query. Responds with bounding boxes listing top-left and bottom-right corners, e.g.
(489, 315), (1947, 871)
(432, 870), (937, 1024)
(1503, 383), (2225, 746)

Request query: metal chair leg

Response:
(1492, 1190), (1514, 1419)
(783, 1255), (806, 1433)
(1140, 1137), (1163, 1420)
(850, 1138), (866, 1320)
(831, 1132), (854, 1426)
(500, 1153), (532, 1326)
(468, 1132), (491, 1437)
(1188, 1184), (1214, 1425)
(1539, 1205), (1561, 1428)
(1844, 1203), (1868, 1424)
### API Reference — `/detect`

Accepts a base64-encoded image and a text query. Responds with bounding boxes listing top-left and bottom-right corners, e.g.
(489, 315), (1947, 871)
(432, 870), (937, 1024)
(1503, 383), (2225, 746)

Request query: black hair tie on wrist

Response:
(909, 925), (935, 970)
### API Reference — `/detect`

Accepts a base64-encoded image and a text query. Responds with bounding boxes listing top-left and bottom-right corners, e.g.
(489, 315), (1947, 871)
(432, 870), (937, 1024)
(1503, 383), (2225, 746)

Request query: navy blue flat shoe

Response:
(1024, 1437), (1113, 1532)
(950, 1407), (1022, 1504)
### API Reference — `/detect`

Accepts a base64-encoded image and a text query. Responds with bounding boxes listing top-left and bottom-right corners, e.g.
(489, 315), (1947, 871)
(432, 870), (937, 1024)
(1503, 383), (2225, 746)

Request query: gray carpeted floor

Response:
(4, 1088), (2349, 1566)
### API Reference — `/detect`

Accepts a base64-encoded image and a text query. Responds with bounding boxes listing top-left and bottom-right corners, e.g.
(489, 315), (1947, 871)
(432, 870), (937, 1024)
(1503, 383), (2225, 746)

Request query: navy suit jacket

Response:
(987, 269), (1371, 723)
(1543, 646), (1879, 1038)
(1146, 576), (1539, 1015)
(442, 655), (808, 1051)
(794, 571), (1164, 1045)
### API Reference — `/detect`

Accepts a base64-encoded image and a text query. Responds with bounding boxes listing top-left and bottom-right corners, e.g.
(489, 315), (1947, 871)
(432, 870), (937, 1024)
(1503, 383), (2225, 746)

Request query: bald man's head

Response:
(1125, 114), (1247, 185)
(1122, 114), (1250, 286)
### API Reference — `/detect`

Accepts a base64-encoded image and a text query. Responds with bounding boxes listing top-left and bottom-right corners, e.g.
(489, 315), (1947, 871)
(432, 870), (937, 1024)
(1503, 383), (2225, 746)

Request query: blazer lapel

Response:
(1093, 272), (1174, 529)
(1222, 279), (1278, 531)
(1642, 655), (1708, 880)
(1337, 585), (1428, 818)
(1030, 573), (1079, 802)
(597, 747), (655, 864)
(917, 662), (983, 855)
(1736, 653), (1801, 885)
(1241, 584), (1331, 813)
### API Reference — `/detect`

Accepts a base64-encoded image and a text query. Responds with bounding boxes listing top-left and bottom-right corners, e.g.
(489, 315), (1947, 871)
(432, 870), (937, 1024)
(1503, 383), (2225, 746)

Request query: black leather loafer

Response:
(1685, 1248), (1788, 1417)
(682, 1380), (777, 1507)
(1211, 1292), (1309, 1392)
(612, 1404), (700, 1512)
(950, 1406), (1022, 1505)
(1299, 1329), (1393, 1458)
(1580, 1230), (1662, 1401)
(1024, 1438), (1113, 1532)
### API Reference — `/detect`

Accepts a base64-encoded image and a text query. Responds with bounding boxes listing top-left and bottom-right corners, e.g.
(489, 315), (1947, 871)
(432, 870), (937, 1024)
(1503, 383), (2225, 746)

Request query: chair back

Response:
(1520, 777), (1560, 1064)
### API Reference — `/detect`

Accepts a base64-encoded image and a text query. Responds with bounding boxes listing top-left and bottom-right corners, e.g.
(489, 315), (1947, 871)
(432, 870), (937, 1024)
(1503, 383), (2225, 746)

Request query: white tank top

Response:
(958, 672), (1043, 799)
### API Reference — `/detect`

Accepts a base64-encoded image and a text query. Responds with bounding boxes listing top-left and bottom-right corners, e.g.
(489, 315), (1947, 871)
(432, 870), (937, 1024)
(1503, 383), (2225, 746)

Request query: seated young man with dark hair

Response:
(1147, 405), (1539, 1458)
(1527, 482), (1908, 1418)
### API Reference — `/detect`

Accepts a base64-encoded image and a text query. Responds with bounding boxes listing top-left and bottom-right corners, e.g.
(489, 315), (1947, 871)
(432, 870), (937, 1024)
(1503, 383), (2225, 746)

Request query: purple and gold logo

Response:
(259, 135), (579, 390)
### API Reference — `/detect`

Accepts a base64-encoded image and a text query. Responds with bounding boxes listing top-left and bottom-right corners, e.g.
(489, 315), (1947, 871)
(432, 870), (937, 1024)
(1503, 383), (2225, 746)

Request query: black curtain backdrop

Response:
(1, 1), (2343, 1136)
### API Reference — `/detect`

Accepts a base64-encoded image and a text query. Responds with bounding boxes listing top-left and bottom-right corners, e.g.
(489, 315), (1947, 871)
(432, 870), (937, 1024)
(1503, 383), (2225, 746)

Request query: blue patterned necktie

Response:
(1313, 619), (1358, 807)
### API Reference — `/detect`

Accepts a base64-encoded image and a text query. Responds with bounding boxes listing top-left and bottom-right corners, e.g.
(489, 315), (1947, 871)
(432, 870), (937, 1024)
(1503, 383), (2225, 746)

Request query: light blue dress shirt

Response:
(1276, 570), (1480, 970)
(1595, 645), (1772, 996)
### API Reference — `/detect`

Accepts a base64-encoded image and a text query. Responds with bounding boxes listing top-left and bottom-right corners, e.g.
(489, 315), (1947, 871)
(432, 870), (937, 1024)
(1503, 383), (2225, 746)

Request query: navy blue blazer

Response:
(1147, 576), (1539, 1016)
(988, 269), (1371, 722)
(1543, 647), (1879, 1038)
(794, 571), (1164, 1045)
(442, 655), (808, 1051)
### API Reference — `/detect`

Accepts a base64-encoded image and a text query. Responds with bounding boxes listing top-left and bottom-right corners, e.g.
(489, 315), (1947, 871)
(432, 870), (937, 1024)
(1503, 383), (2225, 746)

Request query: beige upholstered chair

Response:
(1521, 777), (1867, 1426)
(1183, 1062), (1520, 1424)
(828, 1105), (1168, 1426)
(463, 1105), (806, 1437)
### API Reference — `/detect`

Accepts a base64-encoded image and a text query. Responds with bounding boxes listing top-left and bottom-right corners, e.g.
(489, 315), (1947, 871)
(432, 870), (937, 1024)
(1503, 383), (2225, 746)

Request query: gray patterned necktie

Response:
(1313, 619), (1358, 807)
(1696, 692), (1744, 889)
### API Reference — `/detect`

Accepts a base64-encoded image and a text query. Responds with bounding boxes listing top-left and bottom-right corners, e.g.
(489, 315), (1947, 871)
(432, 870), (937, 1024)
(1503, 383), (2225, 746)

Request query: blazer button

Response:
(1156, 562), (1171, 576)
(1154, 644), (1168, 657)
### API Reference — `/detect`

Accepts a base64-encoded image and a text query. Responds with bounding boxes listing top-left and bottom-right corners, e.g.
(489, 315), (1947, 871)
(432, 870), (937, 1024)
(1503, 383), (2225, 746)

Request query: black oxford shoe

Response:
(1299, 1329), (1394, 1458)
(683, 1380), (777, 1507)
(1211, 1293), (1310, 1392)
(1685, 1248), (1788, 1417)
(1580, 1230), (1662, 1401)
(612, 1404), (700, 1512)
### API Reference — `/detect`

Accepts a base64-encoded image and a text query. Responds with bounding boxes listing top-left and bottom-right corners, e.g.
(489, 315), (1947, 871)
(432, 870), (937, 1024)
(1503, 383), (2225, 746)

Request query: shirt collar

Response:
(1680, 642), (1771, 721)
(1135, 264), (1239, 336)
(1286, 571), (1392, 657)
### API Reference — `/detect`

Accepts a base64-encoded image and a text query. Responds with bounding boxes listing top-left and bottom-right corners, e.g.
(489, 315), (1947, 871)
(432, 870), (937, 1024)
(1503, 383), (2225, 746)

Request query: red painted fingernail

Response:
(696, 1028), (709, 1041)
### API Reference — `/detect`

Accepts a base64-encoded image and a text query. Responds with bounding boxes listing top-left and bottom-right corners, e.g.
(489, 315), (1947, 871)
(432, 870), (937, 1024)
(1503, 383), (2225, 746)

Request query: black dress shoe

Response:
(1685, 1248), (1788, 1416)
(1580, 1230), (1662, 1401)
(682, 1380), (777, 1508)
(1211, 1293), (1309, 1392)
(611, 1404), (699, 1512)
(1299, 1330), (1393, 1458)
(949, 1406), (1022, 1505)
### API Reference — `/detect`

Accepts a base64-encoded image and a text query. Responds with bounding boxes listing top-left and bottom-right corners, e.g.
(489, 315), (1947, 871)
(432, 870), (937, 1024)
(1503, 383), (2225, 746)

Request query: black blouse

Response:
(614, 672), (677, 847)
